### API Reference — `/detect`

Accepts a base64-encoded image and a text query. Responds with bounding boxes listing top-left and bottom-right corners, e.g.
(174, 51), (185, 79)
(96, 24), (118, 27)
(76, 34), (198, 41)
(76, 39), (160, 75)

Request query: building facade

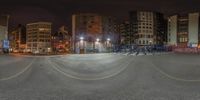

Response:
(168, 12), (200, 47)
(10, 24), (26, 53)
(0, 15), (9, 53)
(26, 22), (52, 54)
(72, 13), (118, 53)
(118, 21), (135, 46)
(102, 16), (119, 51)
(129, 11), (167, 46)
(51, 26), (72, 54)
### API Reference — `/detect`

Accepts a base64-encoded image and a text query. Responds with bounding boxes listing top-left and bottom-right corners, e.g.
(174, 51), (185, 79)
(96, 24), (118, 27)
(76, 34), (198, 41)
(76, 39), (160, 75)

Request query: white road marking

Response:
(47, 58), (133, 80)
(10, 54), (67, 58)
(0, 58), (36, 81)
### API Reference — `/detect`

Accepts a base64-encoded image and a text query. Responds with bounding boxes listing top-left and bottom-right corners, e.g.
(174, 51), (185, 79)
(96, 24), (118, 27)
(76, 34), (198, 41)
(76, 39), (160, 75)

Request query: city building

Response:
(51, 26), (72, 54)
(102, 16), (120, 49)
(26, 22), (52, 54)
(129, 11), (167, 46)
(168, 12), (200, 48)
(9, 24), (26, 53)
(118, 21), (135, 46)
(0, 15), (9, 53)
(72, 13), (118, 53)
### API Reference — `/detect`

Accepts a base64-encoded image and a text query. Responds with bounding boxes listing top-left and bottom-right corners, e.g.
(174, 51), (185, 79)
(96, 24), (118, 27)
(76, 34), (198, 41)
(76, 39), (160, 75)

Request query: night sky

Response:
(0, 0), (200, 32)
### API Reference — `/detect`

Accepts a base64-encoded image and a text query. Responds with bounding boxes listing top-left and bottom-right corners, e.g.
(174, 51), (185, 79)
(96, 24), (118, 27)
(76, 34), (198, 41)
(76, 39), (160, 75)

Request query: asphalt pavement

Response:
(0, 53), (200, 100)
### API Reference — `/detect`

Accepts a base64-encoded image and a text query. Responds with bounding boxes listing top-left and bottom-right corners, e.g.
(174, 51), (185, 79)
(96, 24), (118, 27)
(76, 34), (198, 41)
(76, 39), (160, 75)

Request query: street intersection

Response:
(0, 53), (200, 100)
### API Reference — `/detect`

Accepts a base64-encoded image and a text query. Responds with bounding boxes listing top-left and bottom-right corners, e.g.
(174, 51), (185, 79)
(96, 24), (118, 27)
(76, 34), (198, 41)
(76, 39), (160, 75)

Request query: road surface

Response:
(0, 53), (200, 100)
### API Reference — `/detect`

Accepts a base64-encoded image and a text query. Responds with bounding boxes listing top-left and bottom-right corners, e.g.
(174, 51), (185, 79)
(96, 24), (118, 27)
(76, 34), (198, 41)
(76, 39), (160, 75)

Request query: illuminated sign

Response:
(3, 40), (9, 49)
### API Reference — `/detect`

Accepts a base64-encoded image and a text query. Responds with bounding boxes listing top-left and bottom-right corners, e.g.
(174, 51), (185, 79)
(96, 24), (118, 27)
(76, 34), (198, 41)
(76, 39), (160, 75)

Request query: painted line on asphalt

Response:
(47, 58), (133, 80)
(0, 58), (36, 81)
(10, 53), (114, 58)
(10, 54), (68, 58)
(58, 55), (117, 61)
(150, 62), (200, 82)
(54, 55), (125, 64)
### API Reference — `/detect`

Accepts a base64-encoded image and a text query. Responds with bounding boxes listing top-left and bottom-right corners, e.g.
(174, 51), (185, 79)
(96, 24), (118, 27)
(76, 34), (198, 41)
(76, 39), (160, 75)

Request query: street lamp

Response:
(96, 38), (100, 42)
(94, 38), (100, 53)
(149, 40), (154, 54)
(79, 36), (85, 54)
(149, 40), (153, 48)
(107, 38), (111, 41)
(47, 47), (51, 55)
(106, 38), (111, 52)
(80, 37), (84, 40)
(149, 40), (152, 45)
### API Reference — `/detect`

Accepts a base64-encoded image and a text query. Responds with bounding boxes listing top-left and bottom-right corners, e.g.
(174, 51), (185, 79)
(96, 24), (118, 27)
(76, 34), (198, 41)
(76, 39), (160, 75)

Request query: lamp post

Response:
(79, 36), (84, 54)
(80, 37), (84, 40)
(149, 40), (152, 45)
(96, 38), (100, 42)
(149, 40), (153, 49)
(106, 38), (111, 52)
(149, 40), (153, 54)
(95, 38), (100, 53)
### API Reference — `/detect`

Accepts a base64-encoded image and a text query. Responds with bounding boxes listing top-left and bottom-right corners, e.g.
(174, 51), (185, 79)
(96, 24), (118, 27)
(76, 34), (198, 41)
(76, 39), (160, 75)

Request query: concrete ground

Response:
(0, 53), (200, 100)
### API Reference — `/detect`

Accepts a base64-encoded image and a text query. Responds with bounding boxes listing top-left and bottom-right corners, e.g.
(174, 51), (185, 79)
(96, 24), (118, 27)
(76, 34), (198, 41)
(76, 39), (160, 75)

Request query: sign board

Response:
(3, 40), (9, 49)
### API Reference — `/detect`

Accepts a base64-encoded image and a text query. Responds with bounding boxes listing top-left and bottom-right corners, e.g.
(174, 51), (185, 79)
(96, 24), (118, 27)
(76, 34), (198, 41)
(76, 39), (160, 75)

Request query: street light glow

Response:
(107, 38), (111, 41)
(80, 37), (84, 40)
(96, 38), (100, 42)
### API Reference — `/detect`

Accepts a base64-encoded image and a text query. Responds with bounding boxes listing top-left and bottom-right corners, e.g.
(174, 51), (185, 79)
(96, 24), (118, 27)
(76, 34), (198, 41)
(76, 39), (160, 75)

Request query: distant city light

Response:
(107, 38), (111, 41)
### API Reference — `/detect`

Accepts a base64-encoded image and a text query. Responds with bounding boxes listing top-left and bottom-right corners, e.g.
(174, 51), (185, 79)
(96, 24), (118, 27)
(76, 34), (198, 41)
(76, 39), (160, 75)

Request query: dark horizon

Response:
(0, 0), (200, 32)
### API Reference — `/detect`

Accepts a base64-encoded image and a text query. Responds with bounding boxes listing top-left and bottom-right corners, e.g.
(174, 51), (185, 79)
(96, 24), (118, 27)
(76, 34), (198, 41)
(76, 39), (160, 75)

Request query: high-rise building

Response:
(129, 11), (167, 46)
(168, 12), (200, 48)
(26, 22), (52, 54)
(9, 24), (26, 53)
(118, 21), (135, 46)
(72, 13), (117, 53)
(51, 26), (72, 54)
(102, 16), (120, 47)
(0, 15), (9, 53)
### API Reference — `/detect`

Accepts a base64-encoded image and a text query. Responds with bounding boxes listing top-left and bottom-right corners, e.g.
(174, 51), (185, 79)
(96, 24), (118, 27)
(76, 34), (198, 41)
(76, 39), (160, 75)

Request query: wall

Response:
(188, 13), (199, 45)
(168, 15), (177, 45)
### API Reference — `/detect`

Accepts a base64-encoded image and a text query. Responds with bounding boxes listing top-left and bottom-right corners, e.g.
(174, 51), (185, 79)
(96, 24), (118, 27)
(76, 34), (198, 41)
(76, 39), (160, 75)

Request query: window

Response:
(179, 37), (188, 42)
(33, 43), (37, 47)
